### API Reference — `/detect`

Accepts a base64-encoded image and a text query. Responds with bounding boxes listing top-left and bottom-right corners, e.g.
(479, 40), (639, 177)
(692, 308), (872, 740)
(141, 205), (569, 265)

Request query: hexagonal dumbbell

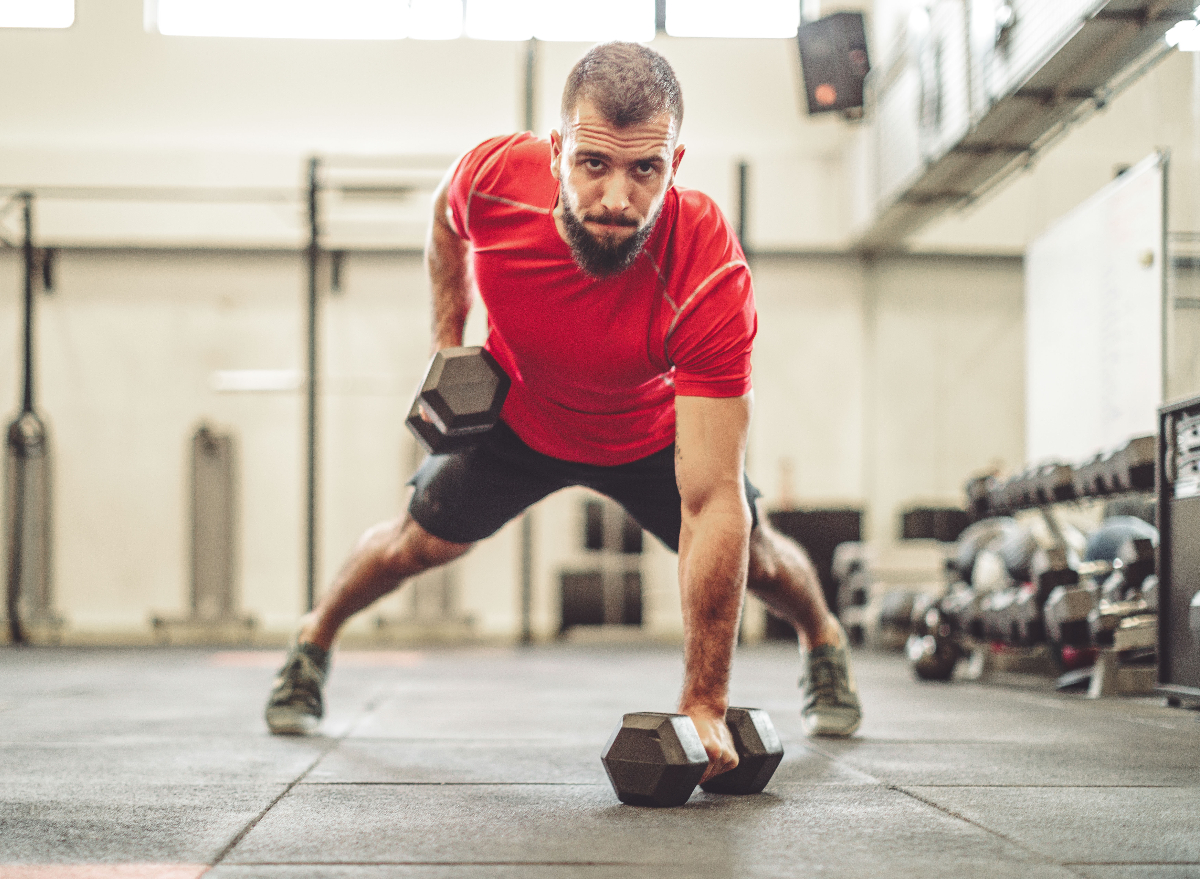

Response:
(601, 708), (784, 807)
(405, 346), (510, 454)
(699, 707), (785, 795)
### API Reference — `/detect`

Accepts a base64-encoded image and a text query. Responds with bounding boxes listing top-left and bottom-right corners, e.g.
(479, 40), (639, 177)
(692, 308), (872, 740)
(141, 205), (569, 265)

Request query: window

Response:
(665, 0), (800, 38)
(150, 0), (461, 40)
(465, 0), (653, 42)
(0, 0), (74, 28)
(149, 0), (798, 41)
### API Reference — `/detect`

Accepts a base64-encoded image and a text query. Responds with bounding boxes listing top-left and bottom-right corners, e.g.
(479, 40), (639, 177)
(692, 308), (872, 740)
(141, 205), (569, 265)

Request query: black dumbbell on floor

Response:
(406, 346), (510, 454)
(601, 707), (784, 807)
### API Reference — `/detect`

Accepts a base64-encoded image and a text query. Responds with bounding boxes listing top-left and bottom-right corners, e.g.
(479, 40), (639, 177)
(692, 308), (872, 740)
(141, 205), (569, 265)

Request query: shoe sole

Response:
(801, 710), (862, 738)
(265, 707), (321, 736)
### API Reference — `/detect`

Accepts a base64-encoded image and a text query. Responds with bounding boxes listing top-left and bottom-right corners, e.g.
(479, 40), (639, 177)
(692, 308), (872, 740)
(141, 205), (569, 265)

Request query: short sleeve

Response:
(445, 134), (530, 241)
(668, 263), (756, 398)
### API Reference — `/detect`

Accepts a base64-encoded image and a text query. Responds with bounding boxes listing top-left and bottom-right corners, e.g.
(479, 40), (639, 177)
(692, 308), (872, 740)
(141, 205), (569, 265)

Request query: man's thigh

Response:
(407, 422), (571, 544)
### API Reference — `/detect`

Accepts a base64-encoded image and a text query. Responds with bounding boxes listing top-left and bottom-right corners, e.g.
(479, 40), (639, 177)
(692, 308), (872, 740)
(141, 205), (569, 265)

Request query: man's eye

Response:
(584, 159), (604, 170)
(636, 163), (657, 176)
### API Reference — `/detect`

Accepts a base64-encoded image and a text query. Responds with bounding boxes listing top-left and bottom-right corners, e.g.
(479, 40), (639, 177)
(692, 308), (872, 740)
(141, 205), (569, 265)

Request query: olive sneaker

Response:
(800, 626), (862, 737)
(265, 639), (329, 736)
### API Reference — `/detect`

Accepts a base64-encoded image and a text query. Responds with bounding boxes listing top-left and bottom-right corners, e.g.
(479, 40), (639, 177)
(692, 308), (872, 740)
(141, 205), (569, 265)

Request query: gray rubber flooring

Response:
(2, 642), (1199, 878)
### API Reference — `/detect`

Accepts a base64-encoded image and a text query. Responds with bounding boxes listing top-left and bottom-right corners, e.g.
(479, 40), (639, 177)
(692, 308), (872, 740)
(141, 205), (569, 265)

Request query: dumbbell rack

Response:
(958, 434), (1158, 697)
(1156, 394), (1200, 708)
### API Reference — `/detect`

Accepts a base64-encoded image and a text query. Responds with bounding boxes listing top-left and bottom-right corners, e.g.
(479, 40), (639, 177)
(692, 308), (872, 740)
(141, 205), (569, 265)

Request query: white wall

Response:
(0, 246), (1023, 642)
(9, 0), (1168, 641)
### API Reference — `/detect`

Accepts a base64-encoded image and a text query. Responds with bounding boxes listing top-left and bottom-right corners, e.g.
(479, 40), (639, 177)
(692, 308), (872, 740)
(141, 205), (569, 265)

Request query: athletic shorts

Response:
(408, 419), (761, 552)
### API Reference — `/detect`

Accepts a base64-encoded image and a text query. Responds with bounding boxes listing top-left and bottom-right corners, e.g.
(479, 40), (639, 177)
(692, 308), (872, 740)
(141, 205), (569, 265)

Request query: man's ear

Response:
(670, 143), (686, 181)
(549, 130), (563, 179)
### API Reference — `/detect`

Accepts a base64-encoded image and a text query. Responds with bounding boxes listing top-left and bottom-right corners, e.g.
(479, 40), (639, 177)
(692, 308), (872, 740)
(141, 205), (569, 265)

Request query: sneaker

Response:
(800, 626), (862, 737)
(265, 639), (329, 735)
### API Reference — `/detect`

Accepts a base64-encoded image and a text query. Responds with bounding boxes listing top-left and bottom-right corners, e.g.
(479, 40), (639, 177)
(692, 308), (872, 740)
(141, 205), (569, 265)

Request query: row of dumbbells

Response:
(907, 516), (1159, 681)
(967, 435), (1155, 518)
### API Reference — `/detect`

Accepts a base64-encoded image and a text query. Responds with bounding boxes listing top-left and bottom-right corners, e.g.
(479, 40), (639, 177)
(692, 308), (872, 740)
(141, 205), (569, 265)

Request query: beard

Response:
(560, 195), (661, 279)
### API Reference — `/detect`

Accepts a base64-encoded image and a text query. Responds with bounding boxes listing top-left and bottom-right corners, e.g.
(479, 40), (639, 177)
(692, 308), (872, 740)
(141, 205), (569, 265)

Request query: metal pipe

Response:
(736, 161), (750, 255)
(305, 158), (321, 613)
(6, 192), (35, 645)
(520, 512), (534, 644)
(21, 194), (34, 414)
(524, 38), (537, 133)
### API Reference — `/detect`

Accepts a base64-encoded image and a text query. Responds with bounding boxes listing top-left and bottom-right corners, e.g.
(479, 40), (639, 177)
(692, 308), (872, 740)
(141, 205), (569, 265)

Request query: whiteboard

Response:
(1025, 152), (1166, 465)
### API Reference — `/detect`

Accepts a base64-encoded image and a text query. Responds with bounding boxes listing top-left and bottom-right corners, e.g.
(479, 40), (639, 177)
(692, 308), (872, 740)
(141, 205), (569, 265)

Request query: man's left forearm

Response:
(677, 489), (751, 715)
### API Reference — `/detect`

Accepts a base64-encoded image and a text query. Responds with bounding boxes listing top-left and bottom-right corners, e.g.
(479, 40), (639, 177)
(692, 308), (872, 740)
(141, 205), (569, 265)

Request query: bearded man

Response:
(266, 42), (862, 782)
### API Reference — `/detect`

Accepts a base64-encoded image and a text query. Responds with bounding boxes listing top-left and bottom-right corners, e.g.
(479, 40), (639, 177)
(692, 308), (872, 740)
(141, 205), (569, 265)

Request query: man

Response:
(266, 42), (861, 779)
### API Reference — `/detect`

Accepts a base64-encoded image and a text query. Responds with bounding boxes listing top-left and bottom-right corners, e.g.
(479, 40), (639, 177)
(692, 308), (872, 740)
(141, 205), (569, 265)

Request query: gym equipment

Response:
(1044, 583), (1096, 647)
(406, 346), (510, 454)
(950, 517), (1018, 584)
(698, 708), (785, 796)
(601, 707), (783, 807)
(1158, 396), (1200, 706)
(906, 596), (960, 681)
(3, 192), (56, 645)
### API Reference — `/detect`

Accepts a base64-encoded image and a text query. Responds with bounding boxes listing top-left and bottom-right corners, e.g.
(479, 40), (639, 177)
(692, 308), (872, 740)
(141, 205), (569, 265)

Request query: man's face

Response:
(551, 98), (685, 277)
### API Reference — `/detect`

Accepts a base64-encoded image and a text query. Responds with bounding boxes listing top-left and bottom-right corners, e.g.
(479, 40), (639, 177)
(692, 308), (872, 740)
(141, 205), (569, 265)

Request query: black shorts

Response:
(408, 420), (761, 552)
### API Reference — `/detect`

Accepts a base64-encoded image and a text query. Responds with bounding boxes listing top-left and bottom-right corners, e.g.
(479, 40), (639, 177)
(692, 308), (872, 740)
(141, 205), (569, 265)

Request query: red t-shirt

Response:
(446, 132), (756, 466)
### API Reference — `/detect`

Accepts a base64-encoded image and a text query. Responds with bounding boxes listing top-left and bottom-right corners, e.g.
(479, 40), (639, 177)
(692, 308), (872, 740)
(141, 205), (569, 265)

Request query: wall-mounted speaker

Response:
(797, 12), (870, 116)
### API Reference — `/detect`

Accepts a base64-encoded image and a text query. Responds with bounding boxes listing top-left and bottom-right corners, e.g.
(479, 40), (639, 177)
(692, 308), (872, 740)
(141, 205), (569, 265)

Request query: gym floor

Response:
(2, 642), (1199, 878)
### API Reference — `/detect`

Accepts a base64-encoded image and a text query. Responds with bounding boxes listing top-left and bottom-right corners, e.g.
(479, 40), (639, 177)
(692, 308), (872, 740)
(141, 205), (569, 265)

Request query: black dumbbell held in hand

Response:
(601, 707), (784, 807)
(406, 346), (510, 454)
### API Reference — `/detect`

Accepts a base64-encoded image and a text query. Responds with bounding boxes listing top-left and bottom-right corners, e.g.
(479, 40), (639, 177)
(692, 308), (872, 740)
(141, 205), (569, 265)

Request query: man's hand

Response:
(684, 704), (738, 784)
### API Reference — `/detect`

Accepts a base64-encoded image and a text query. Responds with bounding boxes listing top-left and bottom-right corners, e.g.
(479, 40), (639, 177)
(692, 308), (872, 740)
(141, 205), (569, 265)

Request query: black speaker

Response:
(797, 12), (870, 116)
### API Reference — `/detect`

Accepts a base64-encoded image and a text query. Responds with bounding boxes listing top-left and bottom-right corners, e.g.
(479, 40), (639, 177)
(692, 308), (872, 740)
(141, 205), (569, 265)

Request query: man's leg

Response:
(265, 511), (472, 735)
(300, 511), (473, 651)
(746, 516), (862, 737)
(265, 421), (570, 735)
(745, 520), (840, 649)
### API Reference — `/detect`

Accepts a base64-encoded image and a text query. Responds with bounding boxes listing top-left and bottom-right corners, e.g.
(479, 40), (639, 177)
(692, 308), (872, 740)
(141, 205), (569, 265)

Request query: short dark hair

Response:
(560, 42), (683, 135)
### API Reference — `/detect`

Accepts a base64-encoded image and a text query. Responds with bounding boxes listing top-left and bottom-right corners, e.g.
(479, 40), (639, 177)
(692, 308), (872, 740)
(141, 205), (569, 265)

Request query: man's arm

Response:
(674, 392), (753, 783)
(425, 159), (474, 353)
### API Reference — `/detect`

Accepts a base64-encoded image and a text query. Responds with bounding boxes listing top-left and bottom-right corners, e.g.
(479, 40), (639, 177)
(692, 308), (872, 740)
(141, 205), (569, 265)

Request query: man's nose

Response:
(599, 173), (633, 215)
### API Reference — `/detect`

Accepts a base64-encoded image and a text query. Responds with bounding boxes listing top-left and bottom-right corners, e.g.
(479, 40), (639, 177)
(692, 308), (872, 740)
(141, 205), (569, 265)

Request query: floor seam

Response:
(213, 860), (654, 867)
(891, 784), (1089, 878)
(204, 683), (393, 873)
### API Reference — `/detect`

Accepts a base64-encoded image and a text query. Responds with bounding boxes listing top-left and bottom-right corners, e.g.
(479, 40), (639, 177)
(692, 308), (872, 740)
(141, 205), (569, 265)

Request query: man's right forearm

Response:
(425, 192), (473, 353)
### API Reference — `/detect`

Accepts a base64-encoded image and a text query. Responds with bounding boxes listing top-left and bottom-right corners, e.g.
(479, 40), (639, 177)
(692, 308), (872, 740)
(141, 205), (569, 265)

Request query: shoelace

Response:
(272, 655), (321, 706)
(805, 654), (844, 703)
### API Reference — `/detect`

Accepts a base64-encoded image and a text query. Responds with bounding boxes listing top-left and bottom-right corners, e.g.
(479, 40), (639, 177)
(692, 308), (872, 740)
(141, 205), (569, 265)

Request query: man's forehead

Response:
(564, 100), (677, 154)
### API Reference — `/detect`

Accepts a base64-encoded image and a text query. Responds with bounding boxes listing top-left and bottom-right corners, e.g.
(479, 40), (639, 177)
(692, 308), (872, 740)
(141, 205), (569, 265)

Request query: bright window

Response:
(466, 0), (653, 41)
(152, 0), (418, 40)
(534, 0), (654, 42)
(463, 0), (531, 40)
(0, 0), (74, 28)
(666, 0), (800, 38)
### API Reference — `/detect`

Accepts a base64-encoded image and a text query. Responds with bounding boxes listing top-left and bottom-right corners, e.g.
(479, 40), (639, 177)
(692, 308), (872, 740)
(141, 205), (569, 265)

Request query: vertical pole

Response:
(736, 161), (750, 254)
(524, 37), (537, 133)
(7, 193), (36, 645)
(305, 159), (320, 613)
(520, 512), (533, 644)
(518, 40), (538, 644)
(21, 194), (34, 414)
